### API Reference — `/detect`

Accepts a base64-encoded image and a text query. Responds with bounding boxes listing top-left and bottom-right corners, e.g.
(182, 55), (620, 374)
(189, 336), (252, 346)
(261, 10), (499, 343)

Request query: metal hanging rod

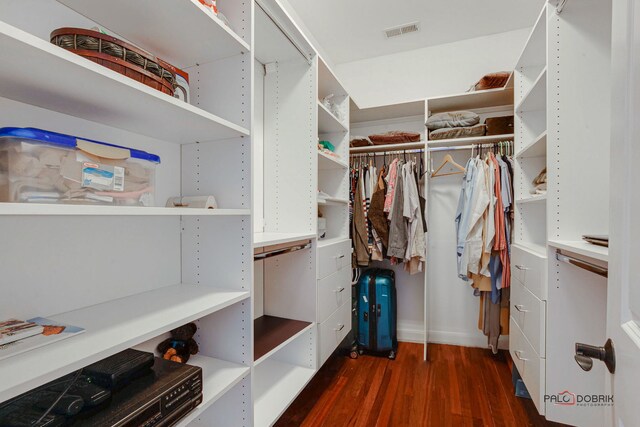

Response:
(556, 0), (568, 14)
(427, 141), (513, 153)
(350, 148), (424, 157)
(555, 251), (608, 278)
(254, 242), (311, 261)
(350, 141), (513, 156)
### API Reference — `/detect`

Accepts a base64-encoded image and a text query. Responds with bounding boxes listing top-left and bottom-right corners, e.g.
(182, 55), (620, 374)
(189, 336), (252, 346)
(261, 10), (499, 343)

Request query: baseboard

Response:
(397, 326), (424, 343)
(425, 330), (509, 350)
(398, 327), (510, 350)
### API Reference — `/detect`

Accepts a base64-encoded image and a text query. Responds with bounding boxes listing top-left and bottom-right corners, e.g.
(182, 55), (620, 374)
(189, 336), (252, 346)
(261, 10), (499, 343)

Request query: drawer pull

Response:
(333, 287), (346, 293)
(335, 254), (345, 259)
(515, 264), (529, 271)
(334, 324), (345, 332)
(514, 350), (529, 361)
(514, 304), (529, 313)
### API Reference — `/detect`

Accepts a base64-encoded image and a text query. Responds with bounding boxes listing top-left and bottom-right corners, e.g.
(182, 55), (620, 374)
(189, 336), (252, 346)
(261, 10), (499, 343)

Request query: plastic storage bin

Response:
(0, 128), (160, 206)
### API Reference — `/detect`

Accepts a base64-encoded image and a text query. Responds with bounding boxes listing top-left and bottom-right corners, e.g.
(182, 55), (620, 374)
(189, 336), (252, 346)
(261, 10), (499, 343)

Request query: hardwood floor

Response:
(275, 343), (566, 427)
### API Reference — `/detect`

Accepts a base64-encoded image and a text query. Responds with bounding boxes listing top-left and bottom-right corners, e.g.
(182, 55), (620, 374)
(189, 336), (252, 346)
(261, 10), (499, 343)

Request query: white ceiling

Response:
(285, 0), (545, 64)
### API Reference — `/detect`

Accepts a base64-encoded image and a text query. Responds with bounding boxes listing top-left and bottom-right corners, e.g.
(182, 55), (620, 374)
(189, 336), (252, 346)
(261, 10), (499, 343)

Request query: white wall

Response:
(336, 28), (530, 108)
(343, 29), (527, 349)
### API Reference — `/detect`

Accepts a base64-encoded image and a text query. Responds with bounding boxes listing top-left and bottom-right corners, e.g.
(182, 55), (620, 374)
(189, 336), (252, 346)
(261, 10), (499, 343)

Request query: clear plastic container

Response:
(0, 127), (160, 206)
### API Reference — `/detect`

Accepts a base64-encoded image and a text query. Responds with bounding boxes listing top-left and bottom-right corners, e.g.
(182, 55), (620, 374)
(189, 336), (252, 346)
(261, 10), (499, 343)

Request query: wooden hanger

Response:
(431, 154), (466, 177)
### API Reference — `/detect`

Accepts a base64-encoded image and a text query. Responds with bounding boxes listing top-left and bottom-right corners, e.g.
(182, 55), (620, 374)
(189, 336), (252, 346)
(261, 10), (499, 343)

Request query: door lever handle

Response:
(575, 339), (615, 374)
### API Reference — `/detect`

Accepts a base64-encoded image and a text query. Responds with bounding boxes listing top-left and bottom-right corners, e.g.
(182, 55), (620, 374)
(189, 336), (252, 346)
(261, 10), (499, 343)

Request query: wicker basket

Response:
(51, 28), (177, 96)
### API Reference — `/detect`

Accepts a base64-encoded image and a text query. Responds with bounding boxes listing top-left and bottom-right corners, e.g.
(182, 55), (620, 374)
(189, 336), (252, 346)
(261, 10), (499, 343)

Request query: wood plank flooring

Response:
(275, 343), (566, 427)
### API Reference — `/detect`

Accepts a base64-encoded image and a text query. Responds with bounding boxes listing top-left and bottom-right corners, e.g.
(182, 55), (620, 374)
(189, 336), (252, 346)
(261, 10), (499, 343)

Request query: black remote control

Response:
(48, 375), (111, 407)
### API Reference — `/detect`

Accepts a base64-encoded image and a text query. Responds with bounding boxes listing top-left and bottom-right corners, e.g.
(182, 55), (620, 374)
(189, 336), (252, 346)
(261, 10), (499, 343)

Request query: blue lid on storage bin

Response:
(0, 127), (161, 164)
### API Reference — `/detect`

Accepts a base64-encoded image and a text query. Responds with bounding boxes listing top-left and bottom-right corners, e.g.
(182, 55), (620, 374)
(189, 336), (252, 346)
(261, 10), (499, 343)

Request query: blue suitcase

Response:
(355, 268), (398, 359)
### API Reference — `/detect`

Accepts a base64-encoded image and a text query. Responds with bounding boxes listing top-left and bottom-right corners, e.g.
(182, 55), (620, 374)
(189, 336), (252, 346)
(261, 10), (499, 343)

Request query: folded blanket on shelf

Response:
(429, 124), (486, 140)
(426, 111), (480, 131)
(368, 131), (421, 145)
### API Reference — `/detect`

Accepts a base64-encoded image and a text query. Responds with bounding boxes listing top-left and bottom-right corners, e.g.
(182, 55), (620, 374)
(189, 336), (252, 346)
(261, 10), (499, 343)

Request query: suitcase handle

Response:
(333, 287), (345, 293)
(334, 323), (345, 332)
(377, 304), (381, 317)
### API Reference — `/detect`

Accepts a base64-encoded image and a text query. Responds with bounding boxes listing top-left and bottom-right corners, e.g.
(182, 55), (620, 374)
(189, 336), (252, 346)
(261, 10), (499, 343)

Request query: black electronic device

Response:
(83, 348), (155, 389)
(0, 406), (65, 427)
(33, 390), (84, 416)
(48, 375), (111, 407)
(75, 357), (202, 426)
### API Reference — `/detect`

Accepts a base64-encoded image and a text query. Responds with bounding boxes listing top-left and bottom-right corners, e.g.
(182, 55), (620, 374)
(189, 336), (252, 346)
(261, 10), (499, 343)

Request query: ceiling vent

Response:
(384, 22), (420, 39)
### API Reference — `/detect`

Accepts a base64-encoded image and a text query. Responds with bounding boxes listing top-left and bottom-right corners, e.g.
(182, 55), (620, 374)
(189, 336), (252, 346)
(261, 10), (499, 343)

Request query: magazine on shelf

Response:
(0, 317), (84, 361)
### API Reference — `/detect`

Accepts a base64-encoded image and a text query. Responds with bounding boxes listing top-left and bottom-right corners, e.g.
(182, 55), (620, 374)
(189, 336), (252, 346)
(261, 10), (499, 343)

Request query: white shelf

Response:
(517, 131), (547, 158)
(428, 85), (514, 114)
(0, 284), (250, 402)
(318, 101), (347, 133)
(548, 240), (609, 262)
(177, 356), (250, 426)
(57, 0), (250, 69)
(254, 322), (315, 367)
(318, 151), (348, 170)
(0, 21), (249, 144)
(253, 232), (316, 248)
(254, 359), (316, 427)
(513, 241), (547, 258)
(0, 203), (250, 216)
(318, 197), (349, 206)
(516, 68), (547, 113)
(516, 194), (547, 204)
(317, 237), (350, 248)
(427, 134), (514, 149)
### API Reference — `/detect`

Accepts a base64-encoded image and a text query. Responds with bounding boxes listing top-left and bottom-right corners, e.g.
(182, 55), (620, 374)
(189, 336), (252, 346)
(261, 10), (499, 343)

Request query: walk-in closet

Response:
(0, 0), (637, 426)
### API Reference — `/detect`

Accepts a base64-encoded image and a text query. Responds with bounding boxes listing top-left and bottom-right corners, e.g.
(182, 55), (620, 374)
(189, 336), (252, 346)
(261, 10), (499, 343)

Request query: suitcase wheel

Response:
(350, 350), (359, 359)
(388, 350), (396, 360)
(358, 349), (364, 355)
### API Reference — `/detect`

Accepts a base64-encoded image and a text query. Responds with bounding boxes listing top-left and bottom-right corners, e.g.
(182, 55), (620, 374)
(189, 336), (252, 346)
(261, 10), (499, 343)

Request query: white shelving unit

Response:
(316, 56), (352, 367)
(511, 2), (613, 426)
(0, 1), (253, 425)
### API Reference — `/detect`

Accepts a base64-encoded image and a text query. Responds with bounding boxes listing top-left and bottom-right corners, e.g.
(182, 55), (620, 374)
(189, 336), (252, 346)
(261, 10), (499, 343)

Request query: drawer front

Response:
(512, 244), (547, 300)
(511, 280), (546, 357)
(319, 301), (351, 366)
(318, 266), (351, 323)
(318, 239), (351, 279)
(510, 318), (546, 416)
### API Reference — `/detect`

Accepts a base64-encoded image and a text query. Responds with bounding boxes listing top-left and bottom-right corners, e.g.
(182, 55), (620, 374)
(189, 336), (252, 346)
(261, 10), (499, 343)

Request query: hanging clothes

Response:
(369, 166), (389, 253)
(352, 166), (369, 267)
(402, 161), (426, 274)
(450, 143), (514, 354)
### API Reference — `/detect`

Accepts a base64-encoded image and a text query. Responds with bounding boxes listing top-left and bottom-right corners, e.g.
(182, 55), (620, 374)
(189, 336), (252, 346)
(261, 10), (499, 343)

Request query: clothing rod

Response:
(349, 141), (513, 156)
(555, 251), (608, 278)
(427, 142), (512, 153)
(255, 2), (313, 65)
(350, 148), (424, 157)
(253, 243), (311, 261)
(556, 0), (568, 14)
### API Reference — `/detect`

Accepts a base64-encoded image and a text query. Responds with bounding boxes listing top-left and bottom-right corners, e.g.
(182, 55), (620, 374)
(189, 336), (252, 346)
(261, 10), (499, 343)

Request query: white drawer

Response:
(318, 239), (351, 279)
(318, 300), (351, 366)
(512, 244), (547, 300)
(317, 266), (351, 323)
(510, 317), (546, 415)
(511, 280), (546, 357)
